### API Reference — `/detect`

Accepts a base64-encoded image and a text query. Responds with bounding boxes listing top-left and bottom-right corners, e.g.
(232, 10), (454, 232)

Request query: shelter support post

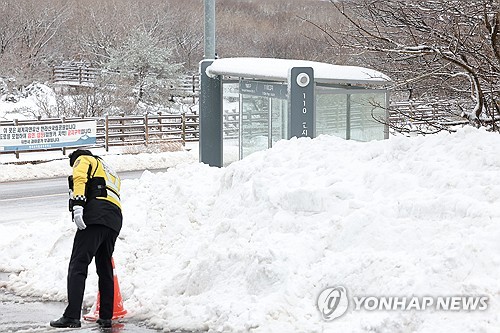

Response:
(199, 60), (223, 167)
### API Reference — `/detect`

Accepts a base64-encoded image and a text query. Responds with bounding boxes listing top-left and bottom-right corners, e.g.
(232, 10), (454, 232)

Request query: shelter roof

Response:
(205, 57), (391, 85)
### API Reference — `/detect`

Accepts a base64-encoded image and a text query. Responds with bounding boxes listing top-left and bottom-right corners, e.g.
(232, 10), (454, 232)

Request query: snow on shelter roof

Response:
(205, 57), (391, 85)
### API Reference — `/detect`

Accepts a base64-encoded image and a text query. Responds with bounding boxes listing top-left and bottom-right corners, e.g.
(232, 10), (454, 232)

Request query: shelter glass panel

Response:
(239, 80), (288, 159)
(222, 82), (240, 166)
(315, 90), (347, 139)
(271, 98), (288, 145)
(350, 92), (386, 141)
(241, 95), (269, 159)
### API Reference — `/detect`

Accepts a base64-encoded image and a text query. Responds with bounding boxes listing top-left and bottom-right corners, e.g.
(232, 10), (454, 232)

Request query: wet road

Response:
(0, 272), (158, 333)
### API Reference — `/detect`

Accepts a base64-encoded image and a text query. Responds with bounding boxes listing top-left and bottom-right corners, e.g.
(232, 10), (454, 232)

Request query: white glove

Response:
(73, 206), (87, 230)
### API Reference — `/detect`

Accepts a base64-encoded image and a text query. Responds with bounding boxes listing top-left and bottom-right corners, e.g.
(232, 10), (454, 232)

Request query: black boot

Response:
(50, 316), (81, 328)
(96, 318), (112, 328)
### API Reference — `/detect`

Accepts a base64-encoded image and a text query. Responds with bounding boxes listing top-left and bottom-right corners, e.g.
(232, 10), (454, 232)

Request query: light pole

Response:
(204, 0), (216, 59)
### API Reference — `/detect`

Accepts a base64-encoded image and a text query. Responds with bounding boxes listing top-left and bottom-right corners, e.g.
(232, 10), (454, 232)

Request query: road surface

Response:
(0, 170), (166, 224)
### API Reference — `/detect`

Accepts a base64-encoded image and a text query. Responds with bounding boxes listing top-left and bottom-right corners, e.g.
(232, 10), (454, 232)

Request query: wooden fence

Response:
(0, 113), (199, 159)
(1, 99), (468, 159)
(388, 100), (467, 131)
(51, 62), (200, 98)
(104, 113), (199, 147)
(52, 63), (100, 87)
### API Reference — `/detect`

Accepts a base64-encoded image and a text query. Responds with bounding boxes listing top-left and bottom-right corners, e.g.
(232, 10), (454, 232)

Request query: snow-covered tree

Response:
(105, 29), (182, 110)
(316, 0), (500, 132)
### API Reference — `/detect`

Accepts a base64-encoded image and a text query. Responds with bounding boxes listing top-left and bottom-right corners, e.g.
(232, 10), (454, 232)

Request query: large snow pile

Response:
(1, 127), (500, 332)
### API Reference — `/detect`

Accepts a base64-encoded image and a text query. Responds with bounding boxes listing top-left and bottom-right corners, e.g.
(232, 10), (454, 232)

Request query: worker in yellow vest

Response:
(50, 149), (122, 329)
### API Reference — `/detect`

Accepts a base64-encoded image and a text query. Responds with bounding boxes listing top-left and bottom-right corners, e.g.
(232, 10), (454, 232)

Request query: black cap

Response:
(69, 149), (93, 167)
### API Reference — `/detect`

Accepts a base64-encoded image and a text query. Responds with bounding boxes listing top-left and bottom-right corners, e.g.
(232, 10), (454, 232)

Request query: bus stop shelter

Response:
(199, 57), (391, 167)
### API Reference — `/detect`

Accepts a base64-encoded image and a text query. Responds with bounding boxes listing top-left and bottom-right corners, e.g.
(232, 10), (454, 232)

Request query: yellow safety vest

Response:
(72, 155), (122, 210)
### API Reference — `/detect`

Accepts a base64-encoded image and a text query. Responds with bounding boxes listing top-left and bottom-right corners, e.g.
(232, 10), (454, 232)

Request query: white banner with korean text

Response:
(0, 120), (97, 151)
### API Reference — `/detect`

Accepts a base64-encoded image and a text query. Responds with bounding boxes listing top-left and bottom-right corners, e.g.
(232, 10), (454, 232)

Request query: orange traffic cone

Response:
(83, 257), (127, 321)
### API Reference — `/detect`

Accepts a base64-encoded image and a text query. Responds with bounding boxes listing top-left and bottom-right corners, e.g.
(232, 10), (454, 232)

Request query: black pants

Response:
(63, 224), (118, 320)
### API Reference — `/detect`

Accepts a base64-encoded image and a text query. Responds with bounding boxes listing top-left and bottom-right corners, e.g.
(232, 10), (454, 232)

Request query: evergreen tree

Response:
(106, 29), (182, 110)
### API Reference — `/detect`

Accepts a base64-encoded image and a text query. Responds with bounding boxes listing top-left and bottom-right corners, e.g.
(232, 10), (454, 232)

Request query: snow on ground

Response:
(0, 82), (57, 121)
(0, 145), (198, 182)
(1, 127), (500, 332)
